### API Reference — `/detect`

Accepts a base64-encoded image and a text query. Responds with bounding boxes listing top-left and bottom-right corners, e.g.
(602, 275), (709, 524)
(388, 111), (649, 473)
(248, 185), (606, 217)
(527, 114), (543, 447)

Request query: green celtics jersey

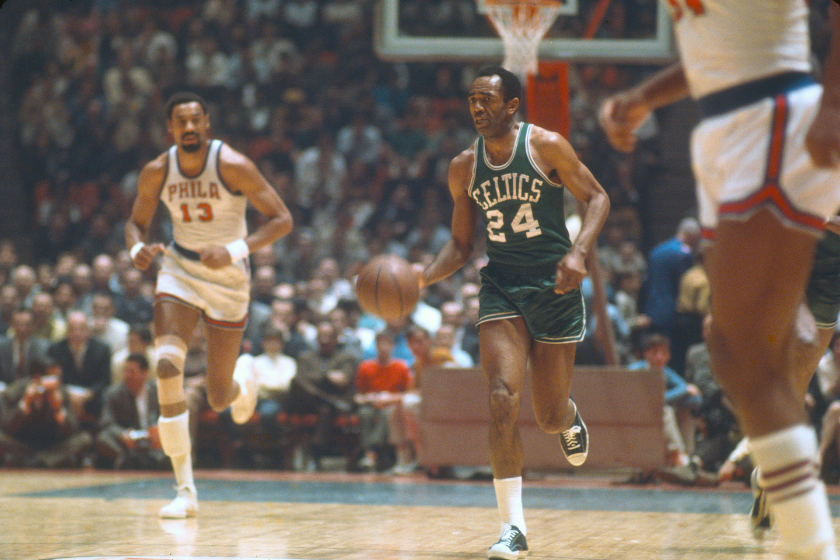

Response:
(468, 123), (571, 267)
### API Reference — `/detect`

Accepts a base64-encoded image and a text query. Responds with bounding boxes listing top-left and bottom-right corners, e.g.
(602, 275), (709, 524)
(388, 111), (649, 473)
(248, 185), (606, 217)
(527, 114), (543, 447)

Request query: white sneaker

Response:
(230, 354), (257, 424)
(159, 484), (198, 519)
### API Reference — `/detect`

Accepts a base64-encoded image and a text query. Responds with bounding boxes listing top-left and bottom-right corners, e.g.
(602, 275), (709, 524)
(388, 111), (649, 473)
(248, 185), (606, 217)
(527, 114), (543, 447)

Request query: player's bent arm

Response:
(126, 155), (167, 270)
(421, 152), (477, 289)
(625, 63), (690, 112)
(599, 63), (690, 153)
(220, 145), (294, 253)
(533, 128), (610, 262)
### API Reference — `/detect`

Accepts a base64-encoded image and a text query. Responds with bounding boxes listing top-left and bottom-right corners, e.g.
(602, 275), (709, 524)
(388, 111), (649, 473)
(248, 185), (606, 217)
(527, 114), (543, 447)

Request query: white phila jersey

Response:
(665, 0), (812, 98)
(160, 139), (247, 251)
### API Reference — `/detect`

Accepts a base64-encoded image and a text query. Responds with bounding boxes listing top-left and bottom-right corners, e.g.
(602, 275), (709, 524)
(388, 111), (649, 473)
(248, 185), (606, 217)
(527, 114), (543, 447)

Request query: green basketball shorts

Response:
(477, 262), (585, 344)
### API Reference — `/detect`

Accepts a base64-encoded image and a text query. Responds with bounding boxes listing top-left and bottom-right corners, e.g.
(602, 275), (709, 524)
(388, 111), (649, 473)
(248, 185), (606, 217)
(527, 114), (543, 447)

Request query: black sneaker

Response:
(488, 525), (528, 559)
(560, 409), (588, 466)
(749, 468), (771, 538)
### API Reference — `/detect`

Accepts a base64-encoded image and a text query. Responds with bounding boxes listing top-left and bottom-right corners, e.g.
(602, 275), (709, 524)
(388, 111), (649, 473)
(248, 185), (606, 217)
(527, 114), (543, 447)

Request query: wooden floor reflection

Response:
(1, 467), (837, 560)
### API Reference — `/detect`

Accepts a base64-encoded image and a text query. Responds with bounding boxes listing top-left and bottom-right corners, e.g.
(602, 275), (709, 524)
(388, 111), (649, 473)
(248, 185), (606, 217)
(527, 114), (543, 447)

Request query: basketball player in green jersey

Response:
(418, 66), (610, 560)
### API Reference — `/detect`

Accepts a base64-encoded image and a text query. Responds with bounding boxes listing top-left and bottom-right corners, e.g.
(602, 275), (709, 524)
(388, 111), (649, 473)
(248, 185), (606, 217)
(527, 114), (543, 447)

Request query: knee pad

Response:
(155, 336), (187, 406)
(155, 335), (187, 372)
(157, 410), (191, 457)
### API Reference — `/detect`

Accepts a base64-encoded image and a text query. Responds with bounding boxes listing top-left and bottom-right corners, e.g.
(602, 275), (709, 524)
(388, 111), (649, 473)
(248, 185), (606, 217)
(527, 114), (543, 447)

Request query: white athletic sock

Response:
(750, 425), (838, 560)
(171, 452), (195, 490)
(158, 411), (195, 491)
(494, 476), (526, 536)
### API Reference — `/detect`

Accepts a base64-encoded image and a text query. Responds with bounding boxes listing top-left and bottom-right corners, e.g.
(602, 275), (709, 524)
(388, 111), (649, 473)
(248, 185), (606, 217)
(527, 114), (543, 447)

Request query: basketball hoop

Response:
(478, 0), (563, 78)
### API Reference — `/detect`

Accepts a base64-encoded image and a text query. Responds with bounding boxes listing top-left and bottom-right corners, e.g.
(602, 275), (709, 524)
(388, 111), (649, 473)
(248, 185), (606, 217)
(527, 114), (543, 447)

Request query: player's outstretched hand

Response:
(598, 95), (650, 153)
(132, 243), (165, 271)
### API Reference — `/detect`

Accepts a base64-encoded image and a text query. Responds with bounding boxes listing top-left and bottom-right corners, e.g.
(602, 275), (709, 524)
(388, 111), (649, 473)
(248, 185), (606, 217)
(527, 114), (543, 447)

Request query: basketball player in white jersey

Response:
(126, 92), (293, 518)
(600, 2), (840, 558)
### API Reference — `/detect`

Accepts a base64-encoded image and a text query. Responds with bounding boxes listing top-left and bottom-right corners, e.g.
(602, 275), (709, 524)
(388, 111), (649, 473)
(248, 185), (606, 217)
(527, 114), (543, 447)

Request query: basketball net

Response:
(481, 0), (563, 78)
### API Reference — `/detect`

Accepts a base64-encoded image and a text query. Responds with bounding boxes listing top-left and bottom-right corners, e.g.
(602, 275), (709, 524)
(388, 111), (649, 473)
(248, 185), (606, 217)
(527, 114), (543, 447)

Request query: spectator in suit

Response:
(91, 253), (119, 296)
(268, 297), (315, 360)
(0, 306), (51, 389)
(30, 291), (67, 343)
(328, 304), (366, 361)
(251, 264), (278, 307)
(332, 299), (376, 360)
(48, 310), (112, 421)
(70, 263), (95, 315)
(95, 353), (164, 469)
(289, 320), (359, 463)
(0, 358), (93, 468)
(90, 291), (130, 357)
(11, 264), (40, 308)
(52, 277), (77, 321)
(111, 323), (157, 384)
(113, 268), (153, 326)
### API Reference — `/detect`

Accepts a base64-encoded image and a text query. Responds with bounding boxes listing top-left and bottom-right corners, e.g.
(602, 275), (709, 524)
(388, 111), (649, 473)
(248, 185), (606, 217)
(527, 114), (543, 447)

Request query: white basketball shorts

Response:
(156, 246), (250, 328)
(691, 82), (840, 239)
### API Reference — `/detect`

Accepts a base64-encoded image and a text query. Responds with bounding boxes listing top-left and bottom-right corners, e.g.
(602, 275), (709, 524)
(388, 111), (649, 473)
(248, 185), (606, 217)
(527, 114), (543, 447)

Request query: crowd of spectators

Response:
(1, 0), (838, 481)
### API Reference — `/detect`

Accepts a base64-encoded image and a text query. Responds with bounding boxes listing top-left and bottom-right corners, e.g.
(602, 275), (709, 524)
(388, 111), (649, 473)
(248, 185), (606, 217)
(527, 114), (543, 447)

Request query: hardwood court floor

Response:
(2, 467), (839, 560)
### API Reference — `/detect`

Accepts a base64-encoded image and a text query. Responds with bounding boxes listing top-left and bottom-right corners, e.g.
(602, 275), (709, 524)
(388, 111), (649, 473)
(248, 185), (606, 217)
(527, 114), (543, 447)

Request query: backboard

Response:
(374, 0), (675, 64)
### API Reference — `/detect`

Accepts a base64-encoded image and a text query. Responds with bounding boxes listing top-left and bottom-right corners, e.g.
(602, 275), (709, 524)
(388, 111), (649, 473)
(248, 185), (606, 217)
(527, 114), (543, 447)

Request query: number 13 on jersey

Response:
(180, 202), (214, 222)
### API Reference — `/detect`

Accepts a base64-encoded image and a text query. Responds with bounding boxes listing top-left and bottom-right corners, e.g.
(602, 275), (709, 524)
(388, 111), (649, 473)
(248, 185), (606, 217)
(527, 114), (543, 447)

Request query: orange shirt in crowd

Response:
(355, 359), (413, 394)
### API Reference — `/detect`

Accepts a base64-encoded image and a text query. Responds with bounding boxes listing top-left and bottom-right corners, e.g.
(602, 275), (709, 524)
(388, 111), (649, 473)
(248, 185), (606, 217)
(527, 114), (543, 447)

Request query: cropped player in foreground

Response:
(750, 217), (840, 539)
(126, 92), (293, 518)
(419, 66), (609, 559)
(599, 2), (840, 558)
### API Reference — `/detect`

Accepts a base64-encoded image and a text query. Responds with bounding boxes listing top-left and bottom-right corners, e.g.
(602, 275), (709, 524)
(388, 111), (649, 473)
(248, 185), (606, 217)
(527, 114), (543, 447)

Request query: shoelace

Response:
(562, 426), (581, 449)
(499, 529), (520, 547)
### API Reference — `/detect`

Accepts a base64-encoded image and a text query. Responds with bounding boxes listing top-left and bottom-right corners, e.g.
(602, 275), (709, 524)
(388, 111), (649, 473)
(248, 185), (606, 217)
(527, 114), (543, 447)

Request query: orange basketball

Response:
(355, 255), (420, 322)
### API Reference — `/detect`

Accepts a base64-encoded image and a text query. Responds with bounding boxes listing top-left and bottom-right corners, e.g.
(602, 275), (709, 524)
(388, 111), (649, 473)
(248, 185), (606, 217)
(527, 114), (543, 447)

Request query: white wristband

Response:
(129, 242), (145, 260)
(225, 239), (249, 262)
